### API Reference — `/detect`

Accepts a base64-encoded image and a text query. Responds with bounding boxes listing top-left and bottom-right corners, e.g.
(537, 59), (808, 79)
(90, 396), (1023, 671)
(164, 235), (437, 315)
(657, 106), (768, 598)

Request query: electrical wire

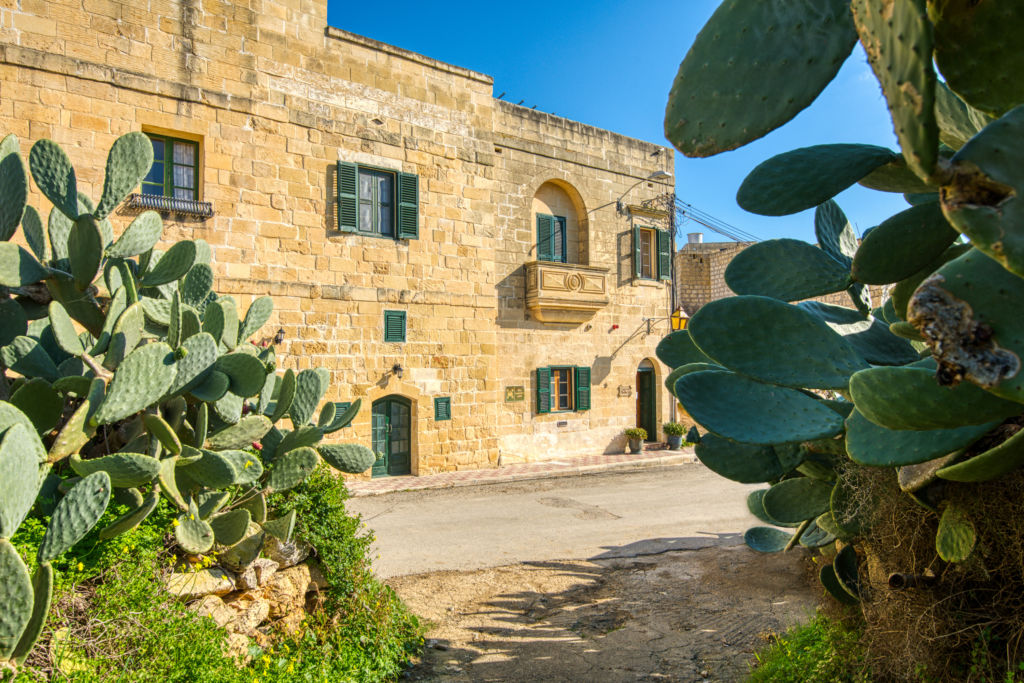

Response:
(675, 198), (761, 243)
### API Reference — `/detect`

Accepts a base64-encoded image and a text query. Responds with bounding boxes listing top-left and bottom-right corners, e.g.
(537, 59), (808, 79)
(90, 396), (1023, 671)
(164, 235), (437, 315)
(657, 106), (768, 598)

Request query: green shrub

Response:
(663, 422), (686, 437)
(624, 427), (647, 440)
(748, 615), (870, 683)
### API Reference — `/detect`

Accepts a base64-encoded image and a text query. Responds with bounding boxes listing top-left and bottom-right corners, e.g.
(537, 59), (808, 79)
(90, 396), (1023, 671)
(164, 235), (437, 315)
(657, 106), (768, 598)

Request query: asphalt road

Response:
(347, 463), (761, 578)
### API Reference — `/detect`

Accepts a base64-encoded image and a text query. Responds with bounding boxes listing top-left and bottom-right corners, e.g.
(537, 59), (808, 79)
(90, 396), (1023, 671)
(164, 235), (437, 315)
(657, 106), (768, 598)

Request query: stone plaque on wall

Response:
(618, 385), (632, 397)
(505, 386), (525, 402)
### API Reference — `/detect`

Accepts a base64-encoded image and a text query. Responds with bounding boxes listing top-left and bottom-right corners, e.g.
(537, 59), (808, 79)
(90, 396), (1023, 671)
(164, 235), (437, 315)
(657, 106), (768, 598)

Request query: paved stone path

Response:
(346, 446), (696, 497)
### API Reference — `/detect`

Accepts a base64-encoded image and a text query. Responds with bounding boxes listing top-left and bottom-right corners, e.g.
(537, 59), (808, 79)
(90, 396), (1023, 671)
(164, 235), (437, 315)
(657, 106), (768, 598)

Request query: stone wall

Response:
(0, 0), (674, 472)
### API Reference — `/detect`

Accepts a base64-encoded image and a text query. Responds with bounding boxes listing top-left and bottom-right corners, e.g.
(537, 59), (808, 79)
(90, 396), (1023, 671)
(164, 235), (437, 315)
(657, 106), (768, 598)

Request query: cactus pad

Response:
(851, 203), (959, 285)
(0, 135), (27, 242)
(10, 379), (62, 434)
(178, 450), (245, 489)
(106, 211), (162, 258)
(743, 526), (793, 554)
(737, 144), (897, 216)
(941, 106), (1024, 278)
(936, 503), (976, 562)
(930, 1), (1024, 117)
(762, 477), (834, 525)
(95, 132), (153, 220)
(694, 434), (788, 484)
(664, 0), (856, 158)
(166, 332), (218, 397)
(181, 263), (213, 308)
(67, 216), (103, 291)
(849, 366), (1023, 431)
(239, 296), (273, 342)
(278, 425), (324, 455)
(190, 370), (230, 404)
(210, 509), (251, 546)
(814, 200), (857, 267)
(845, 408), (996, 467)
(239, 492), (267, 524)
(69, 453), (159, 488)
(263, 510), (296, 543)
(746, 489), (798, 528)
(37, 470), (110, 562)
(0, 243), (49, 288)
(214, 352), (267, 398)
(935, 425), (1024, 482)
(934, 81), (992, 150)
(143, 413), (181, 455)
(28, 139), (78, 220)
(11, 561), (53, 665)
(0, 299), (28, 347)
(290, 368), (327, 428)
(0, 423), (45, 538)
(175, 500), (214, 555)
(797, 301), (918, 366)
(321, 398), (361, 433)
(319, 443), (375, 474)
(654, 330), (713, 370)
(724, 239), (851, 301)
(268, 369), (296, 423)
(0, 539), (33, 659)
(851, 0), (938, 180)
(820, 564), (859, 605)
(676, 370), (845, 444)
(157, 457), (187, 510)
(212, 390), (243, 424)
(207, 415), (273, 450)
(93, 342), (176, 424)
(268, 446), (318, 492)
(689, 296), (867, 389)
(103, 302), (144, 371)
(140, 240), (196, 287)
(47, 301), (84, 356)
(857, 157), (936, 194)
(221, 449), (263, 485)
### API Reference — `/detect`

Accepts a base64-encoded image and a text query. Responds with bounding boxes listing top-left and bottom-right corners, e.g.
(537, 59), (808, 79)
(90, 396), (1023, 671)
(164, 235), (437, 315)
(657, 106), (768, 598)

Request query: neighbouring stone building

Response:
(0, 0), (675, 475)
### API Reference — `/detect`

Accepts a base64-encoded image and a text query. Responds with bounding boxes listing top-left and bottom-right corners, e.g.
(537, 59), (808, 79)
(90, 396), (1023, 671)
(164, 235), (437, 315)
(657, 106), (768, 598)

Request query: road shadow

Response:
(396, 538), (817, 682)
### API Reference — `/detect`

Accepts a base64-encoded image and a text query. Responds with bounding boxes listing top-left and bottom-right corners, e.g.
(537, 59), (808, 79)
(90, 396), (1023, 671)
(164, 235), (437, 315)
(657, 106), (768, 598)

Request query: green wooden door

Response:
(371, 397), (411, 477)
(636, 369), (656, 441)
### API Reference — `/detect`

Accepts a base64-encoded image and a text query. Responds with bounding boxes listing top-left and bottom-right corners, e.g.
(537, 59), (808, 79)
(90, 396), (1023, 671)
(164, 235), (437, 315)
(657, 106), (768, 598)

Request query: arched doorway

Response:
(371, 395), (412, 477)
(636, 360), (657, 442)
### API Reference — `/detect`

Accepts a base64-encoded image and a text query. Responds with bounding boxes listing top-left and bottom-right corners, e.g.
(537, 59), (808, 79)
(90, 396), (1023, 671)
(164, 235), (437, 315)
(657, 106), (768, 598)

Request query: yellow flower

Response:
(244, 461), (252, 468)
(172, 519), (180, 527)
(262, 655), (270, 665)
(189, 514), (195, 521)
(76, 562), (83, 572)
(287, 663), (294, 673)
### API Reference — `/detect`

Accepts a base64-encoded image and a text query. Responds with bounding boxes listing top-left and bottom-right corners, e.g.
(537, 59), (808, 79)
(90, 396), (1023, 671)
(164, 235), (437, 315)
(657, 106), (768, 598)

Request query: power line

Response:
(674, 199), (761, 243)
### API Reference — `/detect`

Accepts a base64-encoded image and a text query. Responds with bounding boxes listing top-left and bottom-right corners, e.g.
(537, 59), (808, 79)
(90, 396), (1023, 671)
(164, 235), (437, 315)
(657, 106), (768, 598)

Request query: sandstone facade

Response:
(0, 0), (675, 474)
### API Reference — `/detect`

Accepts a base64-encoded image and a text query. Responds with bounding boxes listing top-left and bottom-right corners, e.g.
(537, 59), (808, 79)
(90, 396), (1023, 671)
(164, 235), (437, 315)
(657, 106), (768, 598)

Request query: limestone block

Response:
(165, 568), (236, 600)
(223, 591), (271, 635)
(189, 594), (234, 628)
(262, 564), (313, 618)
(237, 558), (281, 591)
(223, 633), (251, 664)
(263, 535), (311, 569)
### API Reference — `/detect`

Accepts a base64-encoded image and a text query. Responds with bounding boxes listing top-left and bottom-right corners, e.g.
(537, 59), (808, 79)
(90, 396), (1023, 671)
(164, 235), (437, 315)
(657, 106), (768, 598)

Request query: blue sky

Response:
(328, 1), (910, 244)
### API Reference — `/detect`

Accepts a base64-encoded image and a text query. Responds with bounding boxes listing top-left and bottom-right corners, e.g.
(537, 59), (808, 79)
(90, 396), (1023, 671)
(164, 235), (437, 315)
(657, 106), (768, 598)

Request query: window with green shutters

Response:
(633, 226), (671, 280)
(383, 310), (406, 343)
(337, 161), (418, 239)
(141, 133), (200, 200)
(434, 397), (451, 421)
(535, 366), (591, 414)
(536, 213), (567, 263)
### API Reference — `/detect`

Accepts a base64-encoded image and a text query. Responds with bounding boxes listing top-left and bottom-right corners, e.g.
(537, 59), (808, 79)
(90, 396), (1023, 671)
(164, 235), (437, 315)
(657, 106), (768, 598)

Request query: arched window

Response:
(532, 181), (586, 265)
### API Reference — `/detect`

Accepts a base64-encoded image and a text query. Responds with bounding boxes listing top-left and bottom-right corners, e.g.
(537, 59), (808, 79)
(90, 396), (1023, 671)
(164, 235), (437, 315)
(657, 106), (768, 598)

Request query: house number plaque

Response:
(618, 385), (632, 397)
(505, 386), (525, 402)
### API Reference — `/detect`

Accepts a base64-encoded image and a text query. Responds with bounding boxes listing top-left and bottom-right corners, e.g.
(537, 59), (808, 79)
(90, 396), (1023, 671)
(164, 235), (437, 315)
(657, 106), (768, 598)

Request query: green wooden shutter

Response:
(383, 310), (406, 342)
(536, 213), (554, 261)
(536, 367), (551, 414)
(396, 172), (419, 239)
(575, 366), (591, 411)
(633, 226), (643, 278)
(657, 229), (671, 280)
(337, 161), (358, 232)
(434, 397), (451, 421)
(553, 216), (567, 263)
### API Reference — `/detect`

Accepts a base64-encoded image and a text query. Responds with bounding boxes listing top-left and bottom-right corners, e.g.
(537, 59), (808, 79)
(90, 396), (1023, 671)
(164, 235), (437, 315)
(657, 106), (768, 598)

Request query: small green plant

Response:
(624, 427), (647, 440)
(663, 421), (686, 436)
(748, 615), (870, 683)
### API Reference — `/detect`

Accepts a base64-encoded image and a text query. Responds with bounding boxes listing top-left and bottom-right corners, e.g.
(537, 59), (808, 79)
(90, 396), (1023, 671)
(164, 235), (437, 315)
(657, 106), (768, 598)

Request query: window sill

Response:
(125, 193), (214, 219)
(632, 278), (667, 288)
(331, 229), (409, 242)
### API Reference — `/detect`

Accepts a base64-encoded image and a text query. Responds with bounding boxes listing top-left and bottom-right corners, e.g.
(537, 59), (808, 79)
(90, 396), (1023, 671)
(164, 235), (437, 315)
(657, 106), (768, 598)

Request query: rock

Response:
(308, 562), (329, 590)
(262, 564), (312, 618)
(223, 633), (251, 664)
(237, 558), (280, 591)
(189, 595), (234, 629)
(263, 535), (310, 568)
(165, 568), (235, 599)
(275, 609), (304, 635)
(223, 591), (271, 635)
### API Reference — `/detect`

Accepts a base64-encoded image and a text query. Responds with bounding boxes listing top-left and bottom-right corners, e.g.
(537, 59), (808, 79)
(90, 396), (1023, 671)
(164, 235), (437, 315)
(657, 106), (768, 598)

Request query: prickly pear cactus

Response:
(0, 132), (375, 668)
(663, 0), (1024, 616)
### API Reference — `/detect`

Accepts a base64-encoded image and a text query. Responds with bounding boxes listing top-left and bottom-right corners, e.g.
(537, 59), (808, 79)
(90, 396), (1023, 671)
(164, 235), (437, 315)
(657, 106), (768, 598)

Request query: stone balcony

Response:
(525, 260), (610, 324)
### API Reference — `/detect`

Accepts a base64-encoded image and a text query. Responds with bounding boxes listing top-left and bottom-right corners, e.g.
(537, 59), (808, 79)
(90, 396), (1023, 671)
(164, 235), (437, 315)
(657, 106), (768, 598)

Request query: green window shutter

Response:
(633, 227), (643, 278)
(575, 366), (591, 411)
(383, 310), (406, 342)
(396, 172), (419, 239)
(434, 397), (451, 421)
(657, 229), (671, 280)
(337, 161), (358, 232)
(536, 213), (554, 261)
(536, 367), (551, 414)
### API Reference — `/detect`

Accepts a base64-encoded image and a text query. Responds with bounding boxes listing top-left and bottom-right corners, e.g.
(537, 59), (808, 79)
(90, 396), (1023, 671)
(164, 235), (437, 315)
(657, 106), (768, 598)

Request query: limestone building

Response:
(0, 0), (676, 475)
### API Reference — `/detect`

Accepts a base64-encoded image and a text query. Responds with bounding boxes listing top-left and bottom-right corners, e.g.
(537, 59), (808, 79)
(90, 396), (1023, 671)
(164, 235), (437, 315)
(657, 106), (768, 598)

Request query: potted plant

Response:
(624, 427), (647, 453)
(663, 422), (686, 450)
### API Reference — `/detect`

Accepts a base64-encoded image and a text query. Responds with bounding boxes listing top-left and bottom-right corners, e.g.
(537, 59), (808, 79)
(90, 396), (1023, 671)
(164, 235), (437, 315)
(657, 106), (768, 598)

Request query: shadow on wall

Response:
(616, 230), (633, 288)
